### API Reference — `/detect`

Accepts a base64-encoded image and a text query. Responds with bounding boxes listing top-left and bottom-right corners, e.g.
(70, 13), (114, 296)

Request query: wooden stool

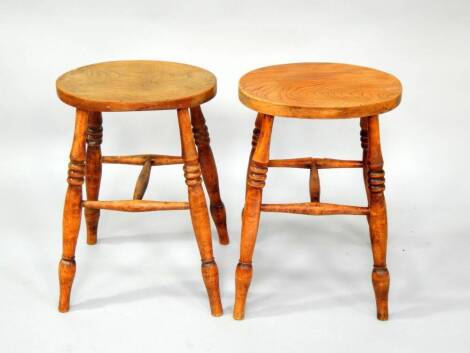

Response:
(234, 63), (402, 320)
(56, 60), (229, 316)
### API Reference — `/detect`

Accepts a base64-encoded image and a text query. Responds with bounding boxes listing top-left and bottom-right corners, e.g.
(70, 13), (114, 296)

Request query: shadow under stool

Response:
(56, 60), (228, 316)
(233, 63), (402, 320)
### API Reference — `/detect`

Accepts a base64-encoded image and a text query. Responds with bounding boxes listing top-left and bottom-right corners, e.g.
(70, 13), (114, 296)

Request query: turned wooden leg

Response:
(190, 106), (229, 245)
(234, 113), (274, 320)
(241, 113), (263, 219)
(85, 112), (102, 245)
(366, 115), (390, 321)
(178, 108), (223, 317)
(246, 113), (263, 191)
(360, 117), (371, 211)
(58, 109), (88, 312)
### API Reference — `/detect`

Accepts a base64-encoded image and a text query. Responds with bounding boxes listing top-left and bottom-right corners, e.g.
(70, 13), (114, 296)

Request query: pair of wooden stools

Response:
(56, 61), (402, 320)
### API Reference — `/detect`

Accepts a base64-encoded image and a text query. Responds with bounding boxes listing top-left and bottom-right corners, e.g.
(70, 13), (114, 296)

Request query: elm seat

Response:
(56, 60), (217, 112)
(239, 62), (402, 119)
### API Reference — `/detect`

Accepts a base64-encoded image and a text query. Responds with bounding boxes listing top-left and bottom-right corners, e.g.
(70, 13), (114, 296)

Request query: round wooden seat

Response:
(239, 63), (402, 119)
(56, 60), (217, 112)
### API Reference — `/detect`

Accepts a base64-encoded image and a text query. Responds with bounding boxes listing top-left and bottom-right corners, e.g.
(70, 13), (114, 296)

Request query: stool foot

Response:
(372, 267), (390, 320)
(190, 106), (229, 245)
(202, 260), (223, 316)
(58, 258), (76, 312)
(233, 262), (253, 320)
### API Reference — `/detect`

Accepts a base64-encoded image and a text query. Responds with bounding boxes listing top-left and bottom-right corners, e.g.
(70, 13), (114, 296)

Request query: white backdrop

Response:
(1, 1), (469, 352)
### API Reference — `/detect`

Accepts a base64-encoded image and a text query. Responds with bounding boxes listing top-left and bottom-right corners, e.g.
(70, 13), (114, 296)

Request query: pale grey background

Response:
(1, 0), (469, 352)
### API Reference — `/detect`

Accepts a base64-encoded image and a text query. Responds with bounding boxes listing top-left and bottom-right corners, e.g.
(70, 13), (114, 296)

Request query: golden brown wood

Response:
(242, 114), (263, 219)
(261, 202), (369, 216)
(56, 61), (217, 112)
(177, 108), (223, 317)
(366, 115), (390, 321)
(133, 159), (152, 200)
(83, 200), (189, 212)
(56, 62), (226, 317)
(58, 109), (88, 313)
(235, 63), (400, 321)
(85, 112), (102, 245)
(190, 106), (229, 245)
(248, 114), (263, 167)
(102, 154), (183, 166)
(309, 162), (320, 202)
(268, 157), (363, 169)
(246, 114), (263, 192)
(234, 114), (274, 320)
(360, 117), (371, 213)
(239, 63), (402, 118)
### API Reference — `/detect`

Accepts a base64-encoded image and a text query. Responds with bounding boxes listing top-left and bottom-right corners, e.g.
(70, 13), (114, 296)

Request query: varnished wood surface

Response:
(309, 162), (320, 202)
(190, 106), (229, 245)
(366, 115), (390, 320)
(57, 64), (226, 316)
(58, 109), (89, 312)
(234, 114), (274, 320)
(102, 154), (183, 166)
(235, 113), (396, 320)
(239, 63), (402, 118)
(133, 159), (152, 200)
(268, 157), (363, 169)
(178, 108), (223, 316)
(57, 61), (217, 112)
(85, 112), (102, 245)
(82, 200), (189, 212)
(260, 202), (369, 215)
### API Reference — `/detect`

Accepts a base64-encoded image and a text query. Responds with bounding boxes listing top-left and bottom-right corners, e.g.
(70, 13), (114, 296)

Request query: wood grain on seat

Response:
(56, 61), (216, 112)
(239, 63), (402, 118)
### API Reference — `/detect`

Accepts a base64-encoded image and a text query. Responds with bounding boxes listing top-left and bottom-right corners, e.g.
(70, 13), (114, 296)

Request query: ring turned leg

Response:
(85, 112), (102, 245)
(246, 113), (263, 193)
(190, 106), (229, 245)
(234, 113), (274, 320)
(366, 115), (390, 321)
(360, 117), (371, 215)
(178, 108), (223, 317)
(241, 113), (262, 219)
(58, 109), (88, 312)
